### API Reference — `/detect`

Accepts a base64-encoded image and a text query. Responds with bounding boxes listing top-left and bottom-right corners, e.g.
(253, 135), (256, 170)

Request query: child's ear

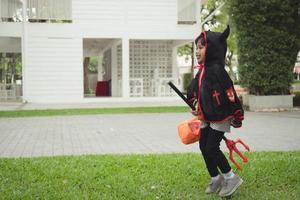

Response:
(220, 25), (230, 41)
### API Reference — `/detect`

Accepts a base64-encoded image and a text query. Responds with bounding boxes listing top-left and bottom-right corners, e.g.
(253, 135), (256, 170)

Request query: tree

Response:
(83, 57), (90, 93)
(202, 0), (238, 81)
(228, 0), (300, 95)
(0, 53), (22, 84)
(177, 0), (233, 92)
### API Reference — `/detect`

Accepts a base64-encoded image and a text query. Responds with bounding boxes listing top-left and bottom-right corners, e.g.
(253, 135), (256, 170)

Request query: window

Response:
(28, 0), (72, 23)
(177, 0), (197, 24)
(0, 0), (23, 22)
(0, 0), (72, 23)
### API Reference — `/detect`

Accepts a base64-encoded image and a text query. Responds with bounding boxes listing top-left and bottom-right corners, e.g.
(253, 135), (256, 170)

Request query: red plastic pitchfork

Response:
(222, 136), (250, 170)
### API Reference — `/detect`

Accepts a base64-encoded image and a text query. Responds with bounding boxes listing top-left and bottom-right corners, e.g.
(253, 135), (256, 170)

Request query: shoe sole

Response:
(205, 186), (222, 194)
(219, 178), (243, 197)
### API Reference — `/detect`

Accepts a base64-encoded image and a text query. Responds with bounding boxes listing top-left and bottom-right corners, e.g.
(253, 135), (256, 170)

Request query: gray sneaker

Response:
(205, 175), (224, 194)
(219, 174), (243, 197)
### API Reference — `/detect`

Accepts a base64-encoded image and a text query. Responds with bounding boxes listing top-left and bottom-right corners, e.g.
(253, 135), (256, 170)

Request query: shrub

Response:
(293, 91), (300, 106)
(183, 73), (193, 93)
(228, 0), (300, 95)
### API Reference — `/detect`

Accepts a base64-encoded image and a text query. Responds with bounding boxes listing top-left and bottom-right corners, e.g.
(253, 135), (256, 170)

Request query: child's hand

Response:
(191, 100), (199, 116)
(191, 109), (199, 116)
(191, 101), (204, 120)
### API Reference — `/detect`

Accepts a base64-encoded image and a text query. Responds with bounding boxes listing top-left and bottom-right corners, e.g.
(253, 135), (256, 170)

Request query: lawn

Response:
(293, 80), (300, 85)
(0, 106), (188, 118)
(0, 152), (299, 199)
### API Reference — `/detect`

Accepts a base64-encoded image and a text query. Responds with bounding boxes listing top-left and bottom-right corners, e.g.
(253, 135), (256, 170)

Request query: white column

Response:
(97, 54), (103, 81)
(172, 46), (179, 85)
(111, 43), (118, 97)
(196, 0), (201, 24)
(122, 37), (130, 98)
(21, 0), (27, 102)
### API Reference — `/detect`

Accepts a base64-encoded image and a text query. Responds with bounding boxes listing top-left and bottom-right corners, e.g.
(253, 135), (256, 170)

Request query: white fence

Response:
(0, 83), (22, 100)
(130, 78), (143, 97)
(151, 78), (176, 97)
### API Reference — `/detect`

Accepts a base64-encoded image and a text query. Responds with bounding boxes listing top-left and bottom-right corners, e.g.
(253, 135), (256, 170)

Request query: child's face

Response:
(196, 40), (206, 64)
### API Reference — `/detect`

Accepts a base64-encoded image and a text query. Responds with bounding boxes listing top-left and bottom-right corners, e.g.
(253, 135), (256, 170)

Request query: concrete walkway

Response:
(0, 111), (299, 158)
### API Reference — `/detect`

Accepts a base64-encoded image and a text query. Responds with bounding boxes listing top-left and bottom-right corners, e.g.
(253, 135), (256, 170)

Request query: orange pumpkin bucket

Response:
(177, 118), (201, 144)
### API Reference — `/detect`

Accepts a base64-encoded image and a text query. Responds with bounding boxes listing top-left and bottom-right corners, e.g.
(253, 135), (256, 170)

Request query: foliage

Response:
(177, 0), (238, 77)
(202, 0), (227, 30)
(0, 53), (22, 83)
(293, 80), (300, 85)
(177, 44), (192, 60)
(0, 152), (299, 199)
(177, 43), (194, 76)
(293, 91), (300, 106)
(228, 0), (300, 95)
(293, 91), (300, 97)
(183, 73), (193, 93)
(201, 0), (238, 80)
(88, 57), (98, 73)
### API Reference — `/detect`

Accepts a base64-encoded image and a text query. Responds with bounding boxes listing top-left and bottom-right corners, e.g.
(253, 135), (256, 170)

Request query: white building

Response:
(0, 0), (201, 103)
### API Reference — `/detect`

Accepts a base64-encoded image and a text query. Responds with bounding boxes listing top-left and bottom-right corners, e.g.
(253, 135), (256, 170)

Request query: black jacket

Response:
(187, 26), (244, 127)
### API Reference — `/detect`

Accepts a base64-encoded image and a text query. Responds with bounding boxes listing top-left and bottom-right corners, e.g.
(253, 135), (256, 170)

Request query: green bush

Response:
(293, 91), (300, 106)
(293, 91), (300, 97)
(228, 0), (300, 95)
(183, 73), (193, 93)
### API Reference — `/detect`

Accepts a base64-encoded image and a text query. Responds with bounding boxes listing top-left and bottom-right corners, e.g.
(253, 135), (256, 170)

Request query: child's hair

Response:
(195, 34), (205, 46)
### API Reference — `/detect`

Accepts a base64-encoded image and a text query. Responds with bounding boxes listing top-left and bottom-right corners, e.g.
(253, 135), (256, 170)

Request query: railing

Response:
(117, 78), (144, 97)
(151, 78), (177, 97)
(118, 78), (176, 97)
(130, 78), (143, 97)
(0, 83), (22, 101)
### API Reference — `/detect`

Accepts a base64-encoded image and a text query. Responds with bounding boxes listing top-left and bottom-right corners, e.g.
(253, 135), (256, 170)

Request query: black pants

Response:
(199, 126), (231, 177)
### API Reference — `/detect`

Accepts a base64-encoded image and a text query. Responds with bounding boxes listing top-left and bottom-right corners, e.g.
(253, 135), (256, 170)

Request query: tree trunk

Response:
(83, 57), (90, 93)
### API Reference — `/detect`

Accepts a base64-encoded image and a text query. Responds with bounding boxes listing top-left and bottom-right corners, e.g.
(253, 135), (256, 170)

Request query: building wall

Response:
(73, 0), (176, 25)
(25, 34), (83, 102)
(0, 0), (201, 103)
(72, 0), (200, 39)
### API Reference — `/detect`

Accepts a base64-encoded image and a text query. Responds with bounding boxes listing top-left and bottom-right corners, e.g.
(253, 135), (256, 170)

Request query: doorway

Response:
(83, 38), (121, 97)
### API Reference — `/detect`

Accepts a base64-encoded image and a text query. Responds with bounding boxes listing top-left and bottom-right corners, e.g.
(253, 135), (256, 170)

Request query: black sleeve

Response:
(187, 72), (200, 104)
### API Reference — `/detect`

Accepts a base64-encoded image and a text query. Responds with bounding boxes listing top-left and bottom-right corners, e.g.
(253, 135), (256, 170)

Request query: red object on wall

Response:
(96, 81), (109, 96)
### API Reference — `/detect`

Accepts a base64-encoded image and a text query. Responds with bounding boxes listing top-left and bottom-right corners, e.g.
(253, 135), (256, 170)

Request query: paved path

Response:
(0, 111), (299, 158)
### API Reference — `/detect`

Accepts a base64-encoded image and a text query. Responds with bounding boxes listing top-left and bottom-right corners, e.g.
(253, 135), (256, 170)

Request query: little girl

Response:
(188, 26), (244, 197)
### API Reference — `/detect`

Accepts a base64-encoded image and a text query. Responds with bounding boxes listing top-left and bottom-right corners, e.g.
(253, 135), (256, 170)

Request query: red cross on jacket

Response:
(212, 90), (221, 105)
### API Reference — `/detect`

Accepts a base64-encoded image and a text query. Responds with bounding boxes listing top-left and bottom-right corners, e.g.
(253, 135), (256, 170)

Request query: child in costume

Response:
(187, 26), (244, 197)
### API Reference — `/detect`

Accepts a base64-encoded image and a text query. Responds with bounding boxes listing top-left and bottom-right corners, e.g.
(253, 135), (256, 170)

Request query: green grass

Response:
(0, 106), (189, 118)
(0, 152), (299, 199)
(293, 80), (300, 85)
